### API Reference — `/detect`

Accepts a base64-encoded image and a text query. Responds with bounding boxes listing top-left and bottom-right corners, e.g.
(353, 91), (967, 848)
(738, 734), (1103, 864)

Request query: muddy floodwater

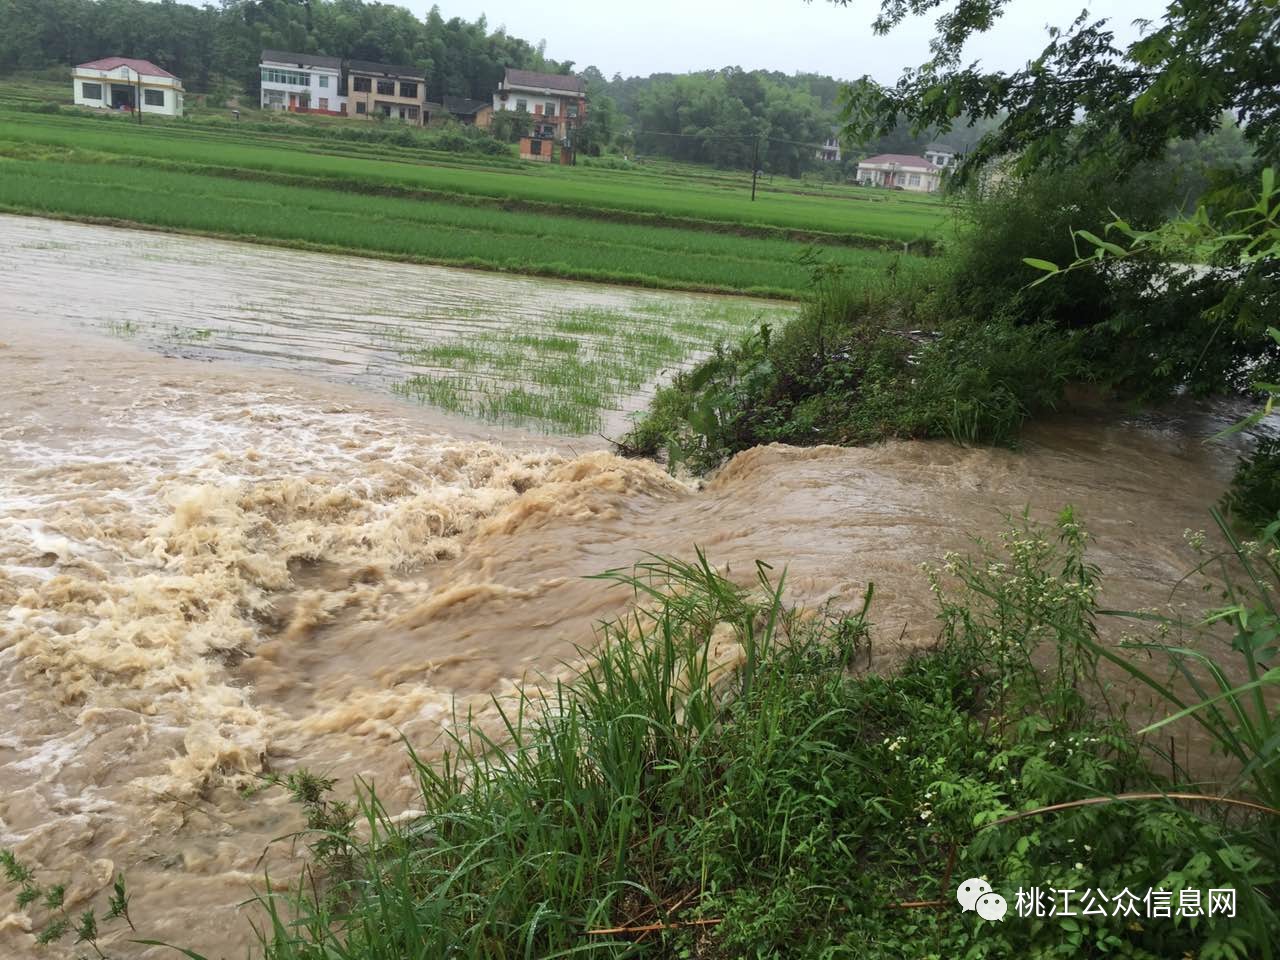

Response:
(0, 216), (1242, 958)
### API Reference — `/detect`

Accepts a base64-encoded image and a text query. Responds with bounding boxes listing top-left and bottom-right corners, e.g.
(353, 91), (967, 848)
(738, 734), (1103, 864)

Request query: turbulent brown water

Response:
(0, 217), (1240, 958)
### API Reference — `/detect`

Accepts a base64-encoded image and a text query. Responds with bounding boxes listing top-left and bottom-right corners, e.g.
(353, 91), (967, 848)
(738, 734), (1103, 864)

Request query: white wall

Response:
(73, 68), (183, 117)
(856, 164), (940, 192)
(492, 88), (574, 117)
(260, 61), (344, 113)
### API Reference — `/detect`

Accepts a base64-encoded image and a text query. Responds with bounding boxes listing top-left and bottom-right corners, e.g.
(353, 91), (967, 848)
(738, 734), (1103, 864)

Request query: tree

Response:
(576, 73), (617, 155)
(829, 0), (1279, 184)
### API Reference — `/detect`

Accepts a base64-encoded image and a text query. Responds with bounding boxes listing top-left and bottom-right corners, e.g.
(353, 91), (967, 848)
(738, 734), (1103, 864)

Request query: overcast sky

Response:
(403, 0), (1170, 82)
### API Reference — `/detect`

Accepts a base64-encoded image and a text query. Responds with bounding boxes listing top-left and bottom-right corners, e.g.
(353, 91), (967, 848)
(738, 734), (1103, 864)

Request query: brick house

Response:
(345, 61), (426, 125)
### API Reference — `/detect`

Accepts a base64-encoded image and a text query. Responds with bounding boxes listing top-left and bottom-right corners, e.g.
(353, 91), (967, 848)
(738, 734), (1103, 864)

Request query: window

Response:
(529, 139), (542, 155)
(515, 98), (527, 112)
(377, 79), (395, 95)
(544, 101), (556, 117)
(261, 68), (309, 86)
(81, 82), (102, 100)
(144, 89), (164, 107)
(566, 103), (578, 118)
(894, 172), (906, 185)
(265, 89), (285, 106)
(318, 98), (328, 110)
(319, 75), (328, 88)
(399, 81), (417, 98)
(356, 101), (367, 114)
(908, 173), (921, 187)
(353, 76), (371, 92)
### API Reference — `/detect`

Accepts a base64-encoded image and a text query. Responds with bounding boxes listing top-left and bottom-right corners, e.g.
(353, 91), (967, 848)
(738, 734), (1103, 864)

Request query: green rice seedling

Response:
(551, 310), (617, 336)
(383, 300), (783, 434)
(403, 343), (487, 367)
(393, 374), (474, 413)
(0, 112), (949, 241)
(507, 332), (580, 354)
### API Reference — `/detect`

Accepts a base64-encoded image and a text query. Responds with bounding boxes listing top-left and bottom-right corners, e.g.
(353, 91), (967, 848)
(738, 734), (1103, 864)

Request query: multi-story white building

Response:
(817, 127), (842, 162)
(923, 143), (958, 169)
(492, 68), (585, 141)
(72, 57), (183, 116)
(259, 50), (344, 115)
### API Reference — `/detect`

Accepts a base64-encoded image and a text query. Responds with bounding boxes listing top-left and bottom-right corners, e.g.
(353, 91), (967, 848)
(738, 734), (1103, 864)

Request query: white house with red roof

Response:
(856, 153), (942, 192)
(73, 57), (184, 117)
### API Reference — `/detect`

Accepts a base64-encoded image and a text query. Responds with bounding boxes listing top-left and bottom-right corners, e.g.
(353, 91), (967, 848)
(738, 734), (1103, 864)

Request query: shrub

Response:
(624, 269), (1070, 470)
(236, 521), (1276, 960)
(1223, 438), (1280, 530)
(942, 161), (1280, 398)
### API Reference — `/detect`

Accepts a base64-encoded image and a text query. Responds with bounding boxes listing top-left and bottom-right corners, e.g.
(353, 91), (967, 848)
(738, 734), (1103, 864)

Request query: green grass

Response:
(0, 109), (948, 242)
(0, 155), (936, 298)
(224, 519), (1273, 959)
(391, 304), (785, 434)
(3, 509), (1276, 958)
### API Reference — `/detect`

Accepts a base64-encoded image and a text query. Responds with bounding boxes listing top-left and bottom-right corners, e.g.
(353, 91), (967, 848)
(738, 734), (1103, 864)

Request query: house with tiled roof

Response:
(492, 68), (586, 161)
(259, 50), (344, 115)
(72, 57), (183, 116)
(440, 95), (493, 127)
(346, 60), (427, 124)
(856, 153), (943, 192)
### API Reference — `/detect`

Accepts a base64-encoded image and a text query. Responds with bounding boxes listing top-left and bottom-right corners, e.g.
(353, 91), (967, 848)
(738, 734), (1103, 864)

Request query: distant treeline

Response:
(0, 0), (567, 103)
(0, 0), (986, 174)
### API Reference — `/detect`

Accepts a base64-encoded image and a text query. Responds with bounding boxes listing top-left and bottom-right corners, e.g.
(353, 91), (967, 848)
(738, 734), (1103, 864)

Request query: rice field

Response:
(2, 215), (793, 435)
(0, 95), (939, 427)
(0, 156), (940, 297)
(391, 301), (774, 433)
(0, 110), (948, 242)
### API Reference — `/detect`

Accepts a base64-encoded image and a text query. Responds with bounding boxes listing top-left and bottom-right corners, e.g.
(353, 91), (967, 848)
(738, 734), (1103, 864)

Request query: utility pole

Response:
(135, 68), (142, 125)
(751, 135), (758, 201)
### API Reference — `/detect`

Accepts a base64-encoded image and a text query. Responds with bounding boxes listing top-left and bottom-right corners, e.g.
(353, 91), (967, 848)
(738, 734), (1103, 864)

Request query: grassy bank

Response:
(623, 269), (1067, 469)
(84, 516), (1272, 958)
(622, 163), (1273, 469)
(254, 516), (1276, 959)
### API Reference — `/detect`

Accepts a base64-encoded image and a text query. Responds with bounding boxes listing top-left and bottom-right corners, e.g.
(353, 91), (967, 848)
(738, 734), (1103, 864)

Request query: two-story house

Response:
(923, 143), (958, 169)
(72, 57), (184, 116)
(817, 127), (842, 163)
(345, 61), (426, 124)
(492, 68), (585, 142)
(259, 50), (344, 114)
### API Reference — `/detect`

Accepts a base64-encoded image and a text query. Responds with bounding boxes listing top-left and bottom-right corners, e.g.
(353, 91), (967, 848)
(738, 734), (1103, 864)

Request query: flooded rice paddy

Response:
(0, 215), (1243, 957)
(0, 214), (793, 436)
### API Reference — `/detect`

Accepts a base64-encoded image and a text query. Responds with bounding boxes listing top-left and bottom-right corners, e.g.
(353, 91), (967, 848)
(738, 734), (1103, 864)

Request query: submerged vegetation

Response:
(391, 303), (788, 435)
